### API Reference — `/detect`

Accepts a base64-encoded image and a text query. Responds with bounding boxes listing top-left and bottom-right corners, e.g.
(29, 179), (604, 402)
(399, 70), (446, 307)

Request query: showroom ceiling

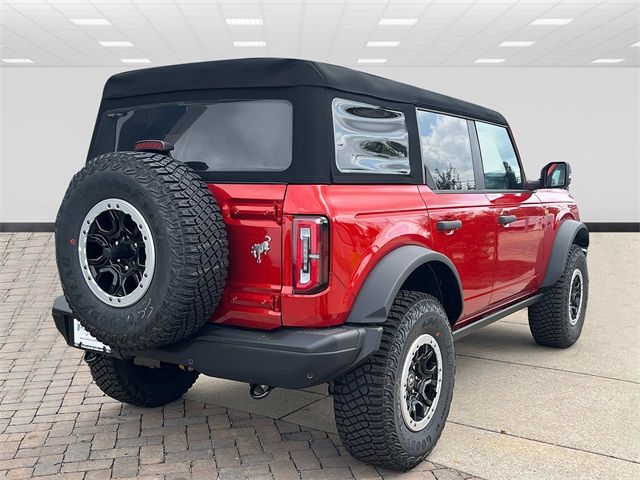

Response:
(1, 0), (638, 67)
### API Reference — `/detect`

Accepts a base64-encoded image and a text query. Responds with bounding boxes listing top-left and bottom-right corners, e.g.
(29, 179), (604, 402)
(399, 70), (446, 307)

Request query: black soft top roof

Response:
(103, 58), (507, 125)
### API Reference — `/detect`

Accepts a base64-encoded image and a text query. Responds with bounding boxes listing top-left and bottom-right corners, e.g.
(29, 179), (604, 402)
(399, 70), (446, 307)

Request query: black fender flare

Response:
(541, 219), (589, 288)
(346, 245), (463, 324)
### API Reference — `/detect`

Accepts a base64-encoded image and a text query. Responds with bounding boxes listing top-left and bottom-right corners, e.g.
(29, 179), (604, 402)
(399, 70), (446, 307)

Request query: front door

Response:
(487, 192), (545, 304)
(473, 120), (545, 305)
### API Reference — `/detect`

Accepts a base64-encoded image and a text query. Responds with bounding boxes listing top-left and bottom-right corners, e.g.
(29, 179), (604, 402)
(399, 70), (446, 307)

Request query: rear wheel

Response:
(528, 245), (588, 348)
(86, 353), (199, 407)
(333, 291), (455, 471)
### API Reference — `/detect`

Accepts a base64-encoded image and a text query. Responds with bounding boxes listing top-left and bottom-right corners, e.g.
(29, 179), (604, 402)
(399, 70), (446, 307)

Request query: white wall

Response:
(1, 66), (638, 224)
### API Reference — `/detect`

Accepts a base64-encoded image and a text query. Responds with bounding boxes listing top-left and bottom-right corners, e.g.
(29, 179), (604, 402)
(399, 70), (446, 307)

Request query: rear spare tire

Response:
(55, 151), (228, 350)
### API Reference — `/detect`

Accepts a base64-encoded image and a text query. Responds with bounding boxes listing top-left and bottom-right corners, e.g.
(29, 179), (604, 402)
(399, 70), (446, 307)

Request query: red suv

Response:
(53, 58), (589, 471)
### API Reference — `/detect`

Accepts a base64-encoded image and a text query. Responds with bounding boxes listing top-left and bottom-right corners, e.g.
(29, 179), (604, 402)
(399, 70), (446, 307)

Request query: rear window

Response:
(111, 100), (293, 172)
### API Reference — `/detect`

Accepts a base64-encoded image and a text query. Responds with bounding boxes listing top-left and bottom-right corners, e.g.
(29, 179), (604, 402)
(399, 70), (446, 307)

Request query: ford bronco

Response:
(52, 58), (589, 470)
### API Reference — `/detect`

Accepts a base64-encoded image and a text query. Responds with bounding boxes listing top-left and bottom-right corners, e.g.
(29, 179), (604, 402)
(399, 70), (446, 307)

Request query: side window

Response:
(475, 122), (523, 190)
(417, 110), (476, 190)
(332, 98), (410, 175)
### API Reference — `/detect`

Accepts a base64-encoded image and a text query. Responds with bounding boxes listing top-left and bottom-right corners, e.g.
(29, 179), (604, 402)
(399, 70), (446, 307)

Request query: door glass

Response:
(476, 122), (523, 190)
(417, 110), (476, 190)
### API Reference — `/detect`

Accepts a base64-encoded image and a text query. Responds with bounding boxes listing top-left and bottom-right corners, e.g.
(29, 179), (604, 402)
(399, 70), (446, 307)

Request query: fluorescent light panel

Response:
(631, 42), (640, 47)
(379, 18), (416, 26)
(234, 41), (266, 47)
(591, 58), (625, 64)
(121, 58), (151, 64)
(499, 41), (535, 47)
(99, 41), (133, 47)
(358, 58), (387, 64)
(367, 41), (400, 47)
(226, 18), (263, 25)
(531, 18), (573, 26)
(2, 58), (33, 64)
(474, 58), (505, 64)
(71, 18), (111, 26)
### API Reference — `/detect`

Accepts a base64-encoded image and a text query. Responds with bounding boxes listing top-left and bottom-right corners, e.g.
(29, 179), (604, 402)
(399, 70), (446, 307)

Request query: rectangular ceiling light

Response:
(358, 58), (387, 64)
(474, 58), (506, 64)
(99, 41), (134, 47)
(234, 41), (266, 47)
(121, 58), (151, 64)
(531, 18), (573, 26)
(70, 18), (111, 26)
(226, 18), (263, 26)
(499, 41), (535, 47)
(379, 18), (417, 26)
(591, 58), (625, 64)
(367, 41), (400, 47)
(2, 58), (33, 64)
(631, 42), (640, 47)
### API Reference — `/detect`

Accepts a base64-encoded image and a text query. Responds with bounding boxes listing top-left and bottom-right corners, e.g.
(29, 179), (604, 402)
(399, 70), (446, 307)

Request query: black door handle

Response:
(498, 215), (517, 225)
(437, 220), (462, 232)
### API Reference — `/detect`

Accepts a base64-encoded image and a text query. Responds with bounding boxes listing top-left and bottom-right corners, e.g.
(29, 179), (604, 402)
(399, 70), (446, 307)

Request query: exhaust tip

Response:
(249, 384), (274, 400)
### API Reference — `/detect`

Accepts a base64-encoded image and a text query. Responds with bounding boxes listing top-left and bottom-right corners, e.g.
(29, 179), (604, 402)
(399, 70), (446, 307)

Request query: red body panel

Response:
(486, 192), (545, 305)
(206, 182), (578, 331)
(207, 184), (286, 329)
(418, 188), (496, 320)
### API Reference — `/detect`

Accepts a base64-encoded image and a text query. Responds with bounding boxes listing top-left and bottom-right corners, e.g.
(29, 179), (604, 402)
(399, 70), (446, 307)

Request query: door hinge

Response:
(271, 294), (281, 312)
(273, 204), (284, 224)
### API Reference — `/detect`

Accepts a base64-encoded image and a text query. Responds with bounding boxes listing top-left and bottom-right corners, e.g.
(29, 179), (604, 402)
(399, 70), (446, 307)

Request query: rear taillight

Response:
(293, 216), (329, 294)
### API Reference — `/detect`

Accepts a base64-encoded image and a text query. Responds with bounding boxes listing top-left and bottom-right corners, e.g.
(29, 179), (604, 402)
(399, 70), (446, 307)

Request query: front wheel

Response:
(87, 354), (199, 407)
(528, 245), (589, 348)
(333, 291), (455, 471)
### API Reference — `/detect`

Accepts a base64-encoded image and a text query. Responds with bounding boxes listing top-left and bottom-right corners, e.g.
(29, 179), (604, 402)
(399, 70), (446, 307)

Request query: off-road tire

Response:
(333, 291), (455, 471)
(55, 152), (228, 350)
(528, 245), (588, 348)
(87, 354), (199, 407)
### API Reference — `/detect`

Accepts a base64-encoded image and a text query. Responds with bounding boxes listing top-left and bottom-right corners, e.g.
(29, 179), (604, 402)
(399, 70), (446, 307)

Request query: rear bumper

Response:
(52, 296), (382, 389)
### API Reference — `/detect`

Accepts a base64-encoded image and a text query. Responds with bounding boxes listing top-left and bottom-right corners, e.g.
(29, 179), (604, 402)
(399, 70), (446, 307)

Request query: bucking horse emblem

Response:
(251, 235), (271, 264)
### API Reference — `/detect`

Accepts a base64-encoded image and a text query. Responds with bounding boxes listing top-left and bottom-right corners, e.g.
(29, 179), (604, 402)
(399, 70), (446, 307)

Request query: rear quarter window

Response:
(332, 98), (410, 175)
(111, 99), (293, 172)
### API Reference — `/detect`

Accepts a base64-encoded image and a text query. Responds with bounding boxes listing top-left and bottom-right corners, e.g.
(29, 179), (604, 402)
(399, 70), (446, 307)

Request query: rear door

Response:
(416, 109), (496, 321)
(473, 121), (545, 304)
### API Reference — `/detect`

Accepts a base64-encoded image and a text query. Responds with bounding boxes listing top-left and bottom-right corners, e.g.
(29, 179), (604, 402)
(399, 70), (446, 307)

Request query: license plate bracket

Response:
(72, 319), (111, 353)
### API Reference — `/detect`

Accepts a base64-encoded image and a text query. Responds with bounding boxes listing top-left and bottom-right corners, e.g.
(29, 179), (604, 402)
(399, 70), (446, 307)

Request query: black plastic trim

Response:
(452, 293), (543, 341)
(541, 220), (590, 288)
(52, 297), (382, 389)
(346, 245), (464, 324)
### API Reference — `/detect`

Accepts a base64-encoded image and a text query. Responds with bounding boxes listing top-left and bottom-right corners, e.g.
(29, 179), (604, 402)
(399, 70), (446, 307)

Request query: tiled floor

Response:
(0, 233), (480, 480)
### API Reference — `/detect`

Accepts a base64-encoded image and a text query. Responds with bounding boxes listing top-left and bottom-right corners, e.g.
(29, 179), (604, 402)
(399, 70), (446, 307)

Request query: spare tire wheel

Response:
(55, 151), (228, 350)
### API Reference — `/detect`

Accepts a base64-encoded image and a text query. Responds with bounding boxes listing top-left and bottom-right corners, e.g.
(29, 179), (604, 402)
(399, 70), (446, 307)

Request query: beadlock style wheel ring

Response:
(400, 333), (443, 432)
(569, 268), (584, 326)
(78, 198), (155, 308)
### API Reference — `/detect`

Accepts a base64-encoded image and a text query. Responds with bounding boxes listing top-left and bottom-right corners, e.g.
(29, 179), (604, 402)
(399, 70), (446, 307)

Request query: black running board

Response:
(452, 293), (543, 341)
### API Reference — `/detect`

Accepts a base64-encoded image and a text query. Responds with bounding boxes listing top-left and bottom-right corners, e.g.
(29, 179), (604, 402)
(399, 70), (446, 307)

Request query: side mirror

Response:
(541, 162), (571, 189)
